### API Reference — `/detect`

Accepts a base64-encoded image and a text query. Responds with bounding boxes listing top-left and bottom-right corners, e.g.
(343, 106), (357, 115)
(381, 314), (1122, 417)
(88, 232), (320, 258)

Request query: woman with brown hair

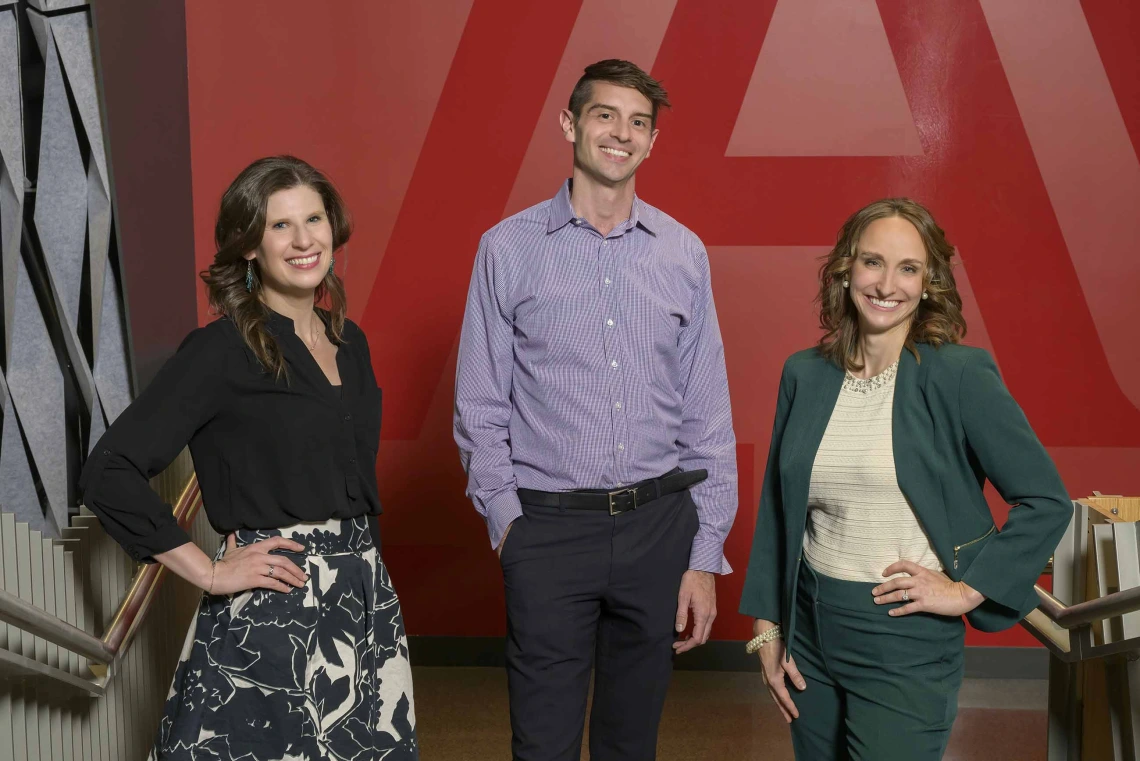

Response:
(738, 198), (1070, 759)
(80, 156), (417, 760)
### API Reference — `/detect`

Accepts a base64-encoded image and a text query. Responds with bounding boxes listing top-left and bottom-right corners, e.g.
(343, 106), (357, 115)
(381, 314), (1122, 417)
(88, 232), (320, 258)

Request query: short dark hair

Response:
(568, 59), (671, 127)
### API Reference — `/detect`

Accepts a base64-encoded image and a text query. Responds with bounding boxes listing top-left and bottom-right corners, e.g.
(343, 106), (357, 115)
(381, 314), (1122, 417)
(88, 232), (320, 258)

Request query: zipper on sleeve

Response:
(953, 524), (996, 570)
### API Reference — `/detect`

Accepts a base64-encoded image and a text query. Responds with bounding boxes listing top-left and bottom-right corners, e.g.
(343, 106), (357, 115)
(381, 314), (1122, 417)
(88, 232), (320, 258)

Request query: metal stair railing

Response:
(1020, 497), (1140, 761)
(0, 471), (204, 695)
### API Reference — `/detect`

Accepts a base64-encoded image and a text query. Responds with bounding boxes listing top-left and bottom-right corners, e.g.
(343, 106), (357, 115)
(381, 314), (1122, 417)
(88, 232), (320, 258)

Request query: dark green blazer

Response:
(738, 343), (1072, 634)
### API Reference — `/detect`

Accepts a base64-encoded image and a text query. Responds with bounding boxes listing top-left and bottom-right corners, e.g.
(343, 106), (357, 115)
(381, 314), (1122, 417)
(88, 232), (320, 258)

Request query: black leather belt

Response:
(516, 469), (708, 516)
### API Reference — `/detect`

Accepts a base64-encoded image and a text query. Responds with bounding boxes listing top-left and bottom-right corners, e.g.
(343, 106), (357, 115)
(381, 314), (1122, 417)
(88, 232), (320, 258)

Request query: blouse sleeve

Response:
(79, 325), (229, 562)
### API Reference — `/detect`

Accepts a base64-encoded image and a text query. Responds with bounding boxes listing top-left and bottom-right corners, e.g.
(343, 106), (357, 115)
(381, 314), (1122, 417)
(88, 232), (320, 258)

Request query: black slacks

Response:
(500, 490), (700, 761)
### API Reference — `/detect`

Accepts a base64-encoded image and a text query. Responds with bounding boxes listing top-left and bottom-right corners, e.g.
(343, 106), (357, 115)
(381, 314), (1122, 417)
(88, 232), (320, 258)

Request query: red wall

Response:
(184, 0), (1140, 647)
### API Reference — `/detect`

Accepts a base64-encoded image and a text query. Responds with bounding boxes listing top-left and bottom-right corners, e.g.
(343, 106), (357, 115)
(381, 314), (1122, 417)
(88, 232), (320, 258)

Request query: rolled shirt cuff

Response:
(127, 522), (193, 564)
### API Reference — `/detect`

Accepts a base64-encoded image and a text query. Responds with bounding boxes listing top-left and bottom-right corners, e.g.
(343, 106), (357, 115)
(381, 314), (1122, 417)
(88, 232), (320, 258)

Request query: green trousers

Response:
(788, 563), (965, 760)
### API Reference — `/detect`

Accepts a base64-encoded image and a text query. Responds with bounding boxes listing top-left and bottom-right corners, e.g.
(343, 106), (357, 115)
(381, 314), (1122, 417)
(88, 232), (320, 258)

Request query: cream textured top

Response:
(802, 360), (943, 582)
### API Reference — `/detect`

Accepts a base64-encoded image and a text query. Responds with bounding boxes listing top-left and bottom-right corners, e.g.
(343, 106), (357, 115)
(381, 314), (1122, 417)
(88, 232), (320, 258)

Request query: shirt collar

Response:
(547, 180), (577, 233)
(628, 195), (655, 235)
(546, 179), (657, 236)
(262, 305), (340, 345)
(265, 306), (294, 334)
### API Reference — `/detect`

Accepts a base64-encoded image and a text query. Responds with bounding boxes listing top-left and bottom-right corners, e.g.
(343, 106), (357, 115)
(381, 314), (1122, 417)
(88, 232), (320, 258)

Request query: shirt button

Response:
(349, 458), (356, 465)
(606, 318), (614, 327)
(604, 277), (611, 285)
(614, 401), (622, 410)
(602, 240), (609, 246)
(611, 359), (618, 368)
(617, 443), (625, 451)
(344, 414), (352, 421)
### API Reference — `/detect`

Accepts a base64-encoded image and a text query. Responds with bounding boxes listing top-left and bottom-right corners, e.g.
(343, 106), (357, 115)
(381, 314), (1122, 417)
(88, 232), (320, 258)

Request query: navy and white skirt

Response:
(150, 516), (418, 760)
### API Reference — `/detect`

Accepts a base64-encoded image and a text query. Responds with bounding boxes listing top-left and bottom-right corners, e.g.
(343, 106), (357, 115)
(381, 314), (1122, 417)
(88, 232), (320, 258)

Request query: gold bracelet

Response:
(744, 625), (782, 654)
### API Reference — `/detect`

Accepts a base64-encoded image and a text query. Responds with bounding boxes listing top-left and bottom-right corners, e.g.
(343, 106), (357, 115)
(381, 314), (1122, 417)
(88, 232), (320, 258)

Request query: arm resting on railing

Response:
(0, 473), (209, 684)
(98, 477), (204, 659)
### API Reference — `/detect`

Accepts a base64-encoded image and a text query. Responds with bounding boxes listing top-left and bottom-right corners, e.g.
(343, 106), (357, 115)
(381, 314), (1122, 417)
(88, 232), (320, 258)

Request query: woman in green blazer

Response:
(738, 198), (1072, 760)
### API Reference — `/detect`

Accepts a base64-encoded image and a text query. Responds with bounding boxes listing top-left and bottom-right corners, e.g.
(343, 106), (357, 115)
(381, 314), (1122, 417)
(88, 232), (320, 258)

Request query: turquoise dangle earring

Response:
(245, 260), (254, 292)
(329, 255), (336, 276)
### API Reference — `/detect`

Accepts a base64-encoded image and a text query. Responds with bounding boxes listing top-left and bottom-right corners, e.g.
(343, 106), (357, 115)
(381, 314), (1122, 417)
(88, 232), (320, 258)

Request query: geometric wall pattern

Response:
(726, 0), (924, 156)
(0, 0), (131, 535)
(181, 0), (1140, 649)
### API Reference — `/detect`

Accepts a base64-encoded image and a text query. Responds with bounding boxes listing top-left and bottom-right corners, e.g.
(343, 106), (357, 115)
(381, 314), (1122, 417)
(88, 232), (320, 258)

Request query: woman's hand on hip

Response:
(209, 534), (309, 595)
(755, 619), (806, 724)
(873, 560), (985, 617)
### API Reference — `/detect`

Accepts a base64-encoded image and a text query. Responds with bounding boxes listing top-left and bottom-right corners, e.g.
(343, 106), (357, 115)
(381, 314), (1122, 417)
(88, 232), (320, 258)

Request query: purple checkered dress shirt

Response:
(454, 181), (738, 573)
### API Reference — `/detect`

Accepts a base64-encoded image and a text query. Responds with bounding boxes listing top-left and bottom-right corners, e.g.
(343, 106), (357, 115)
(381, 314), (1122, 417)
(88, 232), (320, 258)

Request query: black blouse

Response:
(79, 309), (383, 562)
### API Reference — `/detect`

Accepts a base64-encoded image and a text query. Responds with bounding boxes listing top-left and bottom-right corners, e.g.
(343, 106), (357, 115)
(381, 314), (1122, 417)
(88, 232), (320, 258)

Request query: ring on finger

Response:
(901, 588), (909, 602)
(267, 564), (275, 578)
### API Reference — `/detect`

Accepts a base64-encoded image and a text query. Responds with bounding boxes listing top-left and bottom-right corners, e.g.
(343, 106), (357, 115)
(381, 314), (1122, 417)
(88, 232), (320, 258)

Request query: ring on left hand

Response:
(901, 588), (909, 602)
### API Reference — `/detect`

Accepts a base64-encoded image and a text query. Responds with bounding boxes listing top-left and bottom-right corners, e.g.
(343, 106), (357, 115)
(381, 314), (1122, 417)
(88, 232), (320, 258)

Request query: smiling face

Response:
(245, 185), (333, 299)
(848, 215), (928, 338)
(560, 81), (659, 188)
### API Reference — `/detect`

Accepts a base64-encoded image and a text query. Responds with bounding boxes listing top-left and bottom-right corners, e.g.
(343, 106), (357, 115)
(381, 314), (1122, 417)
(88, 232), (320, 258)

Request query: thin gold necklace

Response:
(301, 314), (322, 352)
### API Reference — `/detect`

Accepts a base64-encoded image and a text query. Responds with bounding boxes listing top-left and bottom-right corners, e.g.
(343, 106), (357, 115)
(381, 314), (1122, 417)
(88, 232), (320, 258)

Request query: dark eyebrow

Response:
(587, 104), (652, 122)
(857, 250), (924, 267)
(267, 210), (324, 225)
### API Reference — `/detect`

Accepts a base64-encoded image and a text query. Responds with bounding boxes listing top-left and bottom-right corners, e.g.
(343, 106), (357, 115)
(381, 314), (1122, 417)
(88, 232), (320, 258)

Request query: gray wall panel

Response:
(0, 374), (44, 533)
(0, 7), (23, 358)
(0, 1), (133, 534)
(92, 251), (129, 426)
(27, 10), (88, 325)
(6, 262), (66, 530)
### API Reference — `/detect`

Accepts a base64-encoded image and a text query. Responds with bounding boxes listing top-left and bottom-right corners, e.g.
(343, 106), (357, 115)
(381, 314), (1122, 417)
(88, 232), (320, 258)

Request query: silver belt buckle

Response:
(607, 487), (638, 516)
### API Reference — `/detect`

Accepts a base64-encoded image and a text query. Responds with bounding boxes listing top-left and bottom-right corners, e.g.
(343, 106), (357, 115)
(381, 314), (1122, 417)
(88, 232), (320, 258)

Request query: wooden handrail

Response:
(102, 476), (203, 657)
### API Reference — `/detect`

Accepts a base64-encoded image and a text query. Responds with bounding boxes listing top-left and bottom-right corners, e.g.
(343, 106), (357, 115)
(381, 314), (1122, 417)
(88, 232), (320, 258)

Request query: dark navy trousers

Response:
(500, 490), (699, 761)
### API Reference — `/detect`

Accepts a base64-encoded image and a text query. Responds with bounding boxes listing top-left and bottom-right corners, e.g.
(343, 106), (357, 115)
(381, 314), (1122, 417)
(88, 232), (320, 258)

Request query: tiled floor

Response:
(412, 667), (1047, 760)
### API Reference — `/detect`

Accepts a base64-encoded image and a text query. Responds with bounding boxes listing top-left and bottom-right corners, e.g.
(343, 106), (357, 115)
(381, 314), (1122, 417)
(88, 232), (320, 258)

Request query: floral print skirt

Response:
(150, 516), (418, 760)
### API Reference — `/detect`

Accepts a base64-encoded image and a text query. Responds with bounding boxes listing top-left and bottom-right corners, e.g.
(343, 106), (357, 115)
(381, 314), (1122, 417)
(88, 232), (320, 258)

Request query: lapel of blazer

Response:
(892, 347), (953, 564)
(780, 347), (955, 569)
(780, 357), (844, 544)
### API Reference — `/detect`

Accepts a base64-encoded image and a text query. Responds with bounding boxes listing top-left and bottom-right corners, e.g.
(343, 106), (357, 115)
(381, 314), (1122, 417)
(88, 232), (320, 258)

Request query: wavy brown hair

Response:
(200, 156), (352, 380)
(818, 198), (967, 371)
